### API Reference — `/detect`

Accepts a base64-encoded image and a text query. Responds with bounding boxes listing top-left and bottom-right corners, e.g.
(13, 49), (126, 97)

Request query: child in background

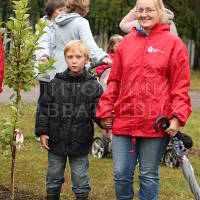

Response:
(52, 0), (112, 73)
(96, 34), (123, 77)
(35, 40), (103, 200)
(96, 34), (123, 144)
(0, 33), (4, 93)
(35, 0), (65, 69)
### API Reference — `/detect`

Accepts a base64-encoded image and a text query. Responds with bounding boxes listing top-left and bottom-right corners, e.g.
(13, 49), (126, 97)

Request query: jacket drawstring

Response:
(130, 136), (136, 155)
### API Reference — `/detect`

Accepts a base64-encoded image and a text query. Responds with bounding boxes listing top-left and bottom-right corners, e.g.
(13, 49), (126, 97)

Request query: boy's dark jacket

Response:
(35, 69), (103, 156)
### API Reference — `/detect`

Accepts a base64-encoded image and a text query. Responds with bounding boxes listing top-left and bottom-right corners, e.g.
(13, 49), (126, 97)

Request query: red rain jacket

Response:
(0, 34), (4, 93)
(96, 24), (191, 137)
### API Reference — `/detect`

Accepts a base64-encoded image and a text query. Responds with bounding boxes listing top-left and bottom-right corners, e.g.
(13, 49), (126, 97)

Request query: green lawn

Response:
(190, 70), (200, 90)
(0, 104), (200, 199)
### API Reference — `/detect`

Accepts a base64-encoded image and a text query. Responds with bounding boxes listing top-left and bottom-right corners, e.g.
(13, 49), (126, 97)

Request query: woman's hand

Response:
(101, 117), (113, 129)
(40, 135), (49, 150)
(164, 118), (181, 137)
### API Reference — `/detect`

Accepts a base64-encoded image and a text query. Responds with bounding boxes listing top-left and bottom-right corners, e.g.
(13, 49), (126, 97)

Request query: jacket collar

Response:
(55, 68), (95, 82)
(136, 24), (149, 37)
(133, 23), (170, 37)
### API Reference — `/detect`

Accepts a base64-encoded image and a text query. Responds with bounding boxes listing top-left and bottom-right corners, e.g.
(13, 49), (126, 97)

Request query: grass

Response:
(0, 104), (200, 199)
(190, 70), (200, 90)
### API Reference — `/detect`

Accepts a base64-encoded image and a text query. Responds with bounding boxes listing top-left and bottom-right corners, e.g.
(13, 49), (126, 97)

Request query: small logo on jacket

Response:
(148, 46), (164, 53)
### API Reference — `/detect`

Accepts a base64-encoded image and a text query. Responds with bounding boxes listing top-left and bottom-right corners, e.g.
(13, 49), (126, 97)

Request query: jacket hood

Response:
(165, 8), (174, 25)
(55, 13), (81, 26)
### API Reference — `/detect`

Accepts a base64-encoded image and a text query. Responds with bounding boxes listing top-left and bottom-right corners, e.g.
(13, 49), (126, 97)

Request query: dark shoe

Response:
(47, 189), (61, 200)
(75, 193), (89, 200)
(76, 197), (88, 200)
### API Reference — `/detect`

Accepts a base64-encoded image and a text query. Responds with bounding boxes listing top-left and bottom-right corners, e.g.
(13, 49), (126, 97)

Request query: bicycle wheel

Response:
(91, 137), (106, 158)
(163, 148), (178, 168)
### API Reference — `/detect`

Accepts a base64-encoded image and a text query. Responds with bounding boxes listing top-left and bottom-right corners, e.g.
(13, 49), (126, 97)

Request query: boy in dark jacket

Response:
(35, 40), (103, 200)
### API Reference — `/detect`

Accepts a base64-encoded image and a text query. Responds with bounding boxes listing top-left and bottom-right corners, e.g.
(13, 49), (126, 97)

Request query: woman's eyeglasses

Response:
(135, 8), (156, 14)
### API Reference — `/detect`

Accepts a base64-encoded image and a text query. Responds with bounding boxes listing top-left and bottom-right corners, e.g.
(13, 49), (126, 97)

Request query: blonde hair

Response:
(65, 0), (90, 17)
(107, 34), (123, 53)
(155, 0), (167, 23)
(136, 0), (167, 23)
(64, 40), (90, 61)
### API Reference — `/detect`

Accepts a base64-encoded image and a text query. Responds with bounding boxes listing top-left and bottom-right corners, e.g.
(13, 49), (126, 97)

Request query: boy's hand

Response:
(164, 118), (180, 137)
(40, 135), (49, 150)
(39, 56), (48, 64)
(101, 117), (113, 129)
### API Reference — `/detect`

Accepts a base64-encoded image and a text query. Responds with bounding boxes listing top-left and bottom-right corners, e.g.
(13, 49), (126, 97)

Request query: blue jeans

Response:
(46, 152), (91, 196)
(112, 135), (169, 200)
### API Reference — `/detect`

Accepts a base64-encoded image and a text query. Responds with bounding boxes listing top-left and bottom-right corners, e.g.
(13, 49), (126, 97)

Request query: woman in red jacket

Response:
(97, 0), (191, 199)
(0, 33), (4, 93)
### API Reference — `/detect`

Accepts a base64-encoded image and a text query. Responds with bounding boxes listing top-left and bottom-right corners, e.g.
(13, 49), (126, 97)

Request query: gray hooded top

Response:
(165, 8), (178, 36)
(51, 13), (108, 77)
(35, 15), (56, 82)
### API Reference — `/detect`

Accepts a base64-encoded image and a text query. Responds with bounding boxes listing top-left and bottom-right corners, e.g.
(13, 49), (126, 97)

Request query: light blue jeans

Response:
(112, 135), (169, 200)
(46, 152), (91, 197)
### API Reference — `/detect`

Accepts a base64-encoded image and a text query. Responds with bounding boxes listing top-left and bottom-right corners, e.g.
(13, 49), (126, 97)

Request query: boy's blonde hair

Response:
(107, 34), (123, 53)
(136, 0), (167, 23)
(64, 40), (90, 61)
(65, 0), (90, 17)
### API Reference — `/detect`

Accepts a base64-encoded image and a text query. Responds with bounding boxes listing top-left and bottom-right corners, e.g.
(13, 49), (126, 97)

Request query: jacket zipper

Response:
(65, 78), (76, 150)
(140, 36), (148, 96)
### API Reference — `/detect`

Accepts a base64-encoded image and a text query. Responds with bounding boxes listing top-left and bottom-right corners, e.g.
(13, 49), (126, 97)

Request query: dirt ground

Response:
(0, 185), (43, 200)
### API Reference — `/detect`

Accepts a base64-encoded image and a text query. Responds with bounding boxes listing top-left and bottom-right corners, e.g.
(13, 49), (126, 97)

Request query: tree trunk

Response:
(11, 146), (16, 200)
(10, 90), (21, 200)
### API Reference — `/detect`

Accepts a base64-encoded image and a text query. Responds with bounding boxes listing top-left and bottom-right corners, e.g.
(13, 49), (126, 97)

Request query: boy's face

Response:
(65, 49), (88, 74)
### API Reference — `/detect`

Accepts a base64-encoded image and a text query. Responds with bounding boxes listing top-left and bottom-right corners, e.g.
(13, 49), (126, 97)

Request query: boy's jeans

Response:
(112, 135), (169, 200)
(46, 152), (91, 196)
